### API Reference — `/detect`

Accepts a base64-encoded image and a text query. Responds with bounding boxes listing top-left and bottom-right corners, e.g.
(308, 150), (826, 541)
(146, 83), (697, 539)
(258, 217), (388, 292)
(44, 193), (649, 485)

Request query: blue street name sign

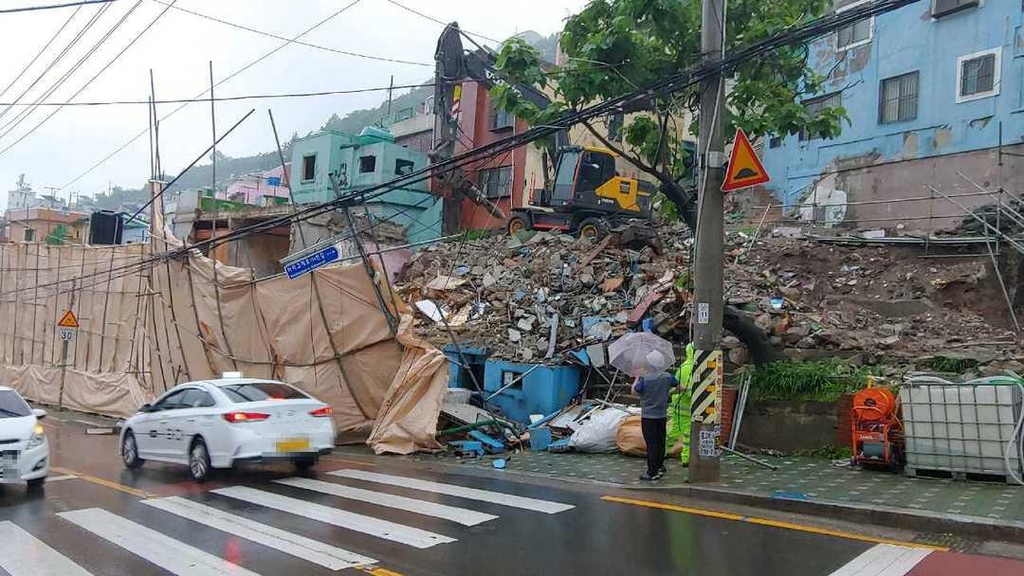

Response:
(284, 245), (340, 279)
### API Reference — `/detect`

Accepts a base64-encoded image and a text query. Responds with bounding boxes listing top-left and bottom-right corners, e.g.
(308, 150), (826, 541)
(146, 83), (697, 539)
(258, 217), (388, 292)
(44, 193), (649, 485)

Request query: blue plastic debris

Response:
(468, 430), (505, 454)
(547, 438), (572, 453)
(448, 440), (485, 457)
(493, 458), (507, 469)
(529, 428), (552, 451)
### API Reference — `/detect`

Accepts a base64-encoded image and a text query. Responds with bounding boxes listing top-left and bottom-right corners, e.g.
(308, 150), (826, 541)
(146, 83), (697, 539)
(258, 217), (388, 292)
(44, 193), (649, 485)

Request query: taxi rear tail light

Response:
(309, 406), (333, 417)
(222, 412), (270, 423)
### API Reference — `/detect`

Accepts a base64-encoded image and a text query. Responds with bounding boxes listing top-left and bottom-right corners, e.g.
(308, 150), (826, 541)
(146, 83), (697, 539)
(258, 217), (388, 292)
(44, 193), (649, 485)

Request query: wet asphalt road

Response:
(1, 414), (1021, 575)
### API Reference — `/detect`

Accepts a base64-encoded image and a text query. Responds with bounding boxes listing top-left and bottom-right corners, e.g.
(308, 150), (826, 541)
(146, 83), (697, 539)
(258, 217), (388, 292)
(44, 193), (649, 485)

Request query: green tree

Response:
(493, 0), (846, 363)
(492, 0), (844, 229)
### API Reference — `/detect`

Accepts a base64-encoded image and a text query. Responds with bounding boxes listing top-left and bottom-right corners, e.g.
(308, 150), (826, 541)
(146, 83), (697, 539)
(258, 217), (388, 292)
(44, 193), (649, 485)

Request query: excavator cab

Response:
(542, 146), (652, 217)
(509, 146), (658, 249)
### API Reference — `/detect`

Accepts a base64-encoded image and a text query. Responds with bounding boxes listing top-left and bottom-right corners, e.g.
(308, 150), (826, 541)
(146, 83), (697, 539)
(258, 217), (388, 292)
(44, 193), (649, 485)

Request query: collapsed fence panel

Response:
(0, 205), (448, 453)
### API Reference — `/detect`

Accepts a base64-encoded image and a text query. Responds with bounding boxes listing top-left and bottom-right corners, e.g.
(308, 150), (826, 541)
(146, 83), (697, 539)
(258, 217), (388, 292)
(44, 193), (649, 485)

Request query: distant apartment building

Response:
(761, 0), (1024, 232)
(4, 207), (89, 243)
(289, 126), (441, 246)
(389, 101), (434, 154)
(224, 164), (292, 205)
(6, 174), (39, 211)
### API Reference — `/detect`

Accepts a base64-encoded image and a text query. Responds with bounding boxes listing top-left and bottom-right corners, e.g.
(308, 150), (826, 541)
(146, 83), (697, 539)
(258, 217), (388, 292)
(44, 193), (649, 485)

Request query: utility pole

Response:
(689, 0), (726, 483)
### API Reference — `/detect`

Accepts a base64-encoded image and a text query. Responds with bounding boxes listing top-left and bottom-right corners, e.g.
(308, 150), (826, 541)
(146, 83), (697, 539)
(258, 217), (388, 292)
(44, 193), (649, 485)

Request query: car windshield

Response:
(218, 382), (309, 403)
(0, 390), (31, 418)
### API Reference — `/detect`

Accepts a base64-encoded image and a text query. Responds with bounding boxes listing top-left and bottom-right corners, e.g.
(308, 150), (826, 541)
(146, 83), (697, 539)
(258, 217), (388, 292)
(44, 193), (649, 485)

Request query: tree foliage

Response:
(492, 0), (846, 215)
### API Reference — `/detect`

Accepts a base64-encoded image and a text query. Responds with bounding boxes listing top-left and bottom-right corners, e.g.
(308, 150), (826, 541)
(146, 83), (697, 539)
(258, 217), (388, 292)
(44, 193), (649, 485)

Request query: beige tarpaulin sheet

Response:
(0, 189), (447, 453)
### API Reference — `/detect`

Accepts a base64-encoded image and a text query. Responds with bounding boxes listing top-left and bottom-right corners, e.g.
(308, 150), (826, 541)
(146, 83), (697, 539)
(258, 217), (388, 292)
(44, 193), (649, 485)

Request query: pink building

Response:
(225, 164), (292, 205)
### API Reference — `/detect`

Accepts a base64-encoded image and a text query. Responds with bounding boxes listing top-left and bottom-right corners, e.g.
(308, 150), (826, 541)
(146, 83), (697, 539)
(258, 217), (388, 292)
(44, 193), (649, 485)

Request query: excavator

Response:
(430, 23), (659, 249)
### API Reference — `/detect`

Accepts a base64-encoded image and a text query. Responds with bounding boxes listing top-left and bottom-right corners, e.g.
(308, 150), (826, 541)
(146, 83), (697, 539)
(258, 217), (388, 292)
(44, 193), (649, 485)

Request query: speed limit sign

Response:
(59, 327), (75, 341)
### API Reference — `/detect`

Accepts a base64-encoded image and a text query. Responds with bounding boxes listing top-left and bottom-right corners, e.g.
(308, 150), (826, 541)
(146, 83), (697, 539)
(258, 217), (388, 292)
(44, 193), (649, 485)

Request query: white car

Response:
(119, 376), (335, 482)
(0, 386), (49, 489)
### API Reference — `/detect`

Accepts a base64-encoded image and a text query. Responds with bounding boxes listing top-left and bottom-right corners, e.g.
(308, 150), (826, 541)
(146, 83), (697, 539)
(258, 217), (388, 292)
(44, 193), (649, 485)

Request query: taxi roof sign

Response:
(721, 128), (770, 192)
(57, 310), (79, 328)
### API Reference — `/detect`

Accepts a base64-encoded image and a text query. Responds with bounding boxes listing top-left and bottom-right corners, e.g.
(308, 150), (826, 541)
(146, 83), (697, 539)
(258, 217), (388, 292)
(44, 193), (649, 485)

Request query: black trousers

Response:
(641, 417), (667, 476)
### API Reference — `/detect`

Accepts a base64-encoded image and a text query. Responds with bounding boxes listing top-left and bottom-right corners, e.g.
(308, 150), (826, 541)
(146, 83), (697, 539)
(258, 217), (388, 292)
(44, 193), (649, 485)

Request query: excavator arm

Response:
(429, 22), (563, 233)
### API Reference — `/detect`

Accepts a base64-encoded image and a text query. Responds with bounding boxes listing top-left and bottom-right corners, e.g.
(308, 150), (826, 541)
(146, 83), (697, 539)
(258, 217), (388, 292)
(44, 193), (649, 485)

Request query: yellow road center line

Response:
(356, 566), (403, 576)
(49, 466), (157, 499)
(601, 496), (949, 551)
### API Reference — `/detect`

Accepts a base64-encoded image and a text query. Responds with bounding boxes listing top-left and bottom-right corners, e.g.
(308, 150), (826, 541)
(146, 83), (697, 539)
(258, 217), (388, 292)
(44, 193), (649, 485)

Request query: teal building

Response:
(290, 126), (441, 245)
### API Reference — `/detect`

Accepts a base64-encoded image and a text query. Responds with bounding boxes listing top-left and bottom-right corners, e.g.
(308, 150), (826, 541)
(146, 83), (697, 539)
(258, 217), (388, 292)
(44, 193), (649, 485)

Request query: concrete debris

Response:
(398, 226), (1023, 366)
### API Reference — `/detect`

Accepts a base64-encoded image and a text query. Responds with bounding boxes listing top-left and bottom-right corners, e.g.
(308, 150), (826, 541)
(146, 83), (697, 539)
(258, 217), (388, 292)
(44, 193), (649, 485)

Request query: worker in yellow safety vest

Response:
(669, 343), (695, 465)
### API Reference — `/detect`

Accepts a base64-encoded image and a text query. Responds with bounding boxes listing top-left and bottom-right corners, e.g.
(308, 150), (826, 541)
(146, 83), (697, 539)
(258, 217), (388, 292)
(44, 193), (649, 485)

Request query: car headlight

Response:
(26, 424), (45, 449)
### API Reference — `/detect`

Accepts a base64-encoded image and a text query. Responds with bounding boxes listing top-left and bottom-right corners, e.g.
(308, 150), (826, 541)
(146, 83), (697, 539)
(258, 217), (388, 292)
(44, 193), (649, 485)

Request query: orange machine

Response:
(851, 382), (904, 470)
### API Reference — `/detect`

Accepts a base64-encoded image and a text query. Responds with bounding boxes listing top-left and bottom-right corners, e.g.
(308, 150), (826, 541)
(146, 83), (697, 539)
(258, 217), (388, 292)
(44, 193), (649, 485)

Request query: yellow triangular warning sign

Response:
(722, 128), (770, 192)
(57, 310), (79, 328)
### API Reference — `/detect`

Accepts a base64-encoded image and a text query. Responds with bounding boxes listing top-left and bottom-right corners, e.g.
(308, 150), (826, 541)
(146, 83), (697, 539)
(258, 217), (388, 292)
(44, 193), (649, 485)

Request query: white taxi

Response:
(0, 386), (49, 489)
(120, 375), (335, 482)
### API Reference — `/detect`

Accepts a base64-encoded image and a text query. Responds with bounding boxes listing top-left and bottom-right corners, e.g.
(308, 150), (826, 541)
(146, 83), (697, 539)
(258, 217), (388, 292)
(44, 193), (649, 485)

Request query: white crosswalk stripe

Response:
(57, 508), (261, 576)
(0, 521), (94, 576)
(275, 476), (498, 526)
(828, 544), (932, 576)
(213, 485), (457, 549)
(330, 469), (576, 514)
(142, 496), (377, 571)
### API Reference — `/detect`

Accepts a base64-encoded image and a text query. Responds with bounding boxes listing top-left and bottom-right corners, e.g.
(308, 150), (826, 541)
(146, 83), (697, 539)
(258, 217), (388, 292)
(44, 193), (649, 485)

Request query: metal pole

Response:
(689, 0), (726, 483)
(58, 278), (75, 411)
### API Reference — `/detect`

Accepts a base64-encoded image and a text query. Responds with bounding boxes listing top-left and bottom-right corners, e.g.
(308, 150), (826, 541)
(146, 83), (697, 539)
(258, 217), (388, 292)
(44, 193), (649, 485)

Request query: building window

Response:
(769, 136), (782, 149)
(478, 166), (512, 199)
(931, 0), (979, 18)
(395, 158), (415, 175)
(957, 48), (1000, 103)
(359, 155), (377, 173)
(491, 104), (514, 131)
(835, 0), (872, 51)
(799, 92), (842, 141)
(879, 71), (919, 124)
(23, 228), (34, 242)
(301, 154), (316, 182)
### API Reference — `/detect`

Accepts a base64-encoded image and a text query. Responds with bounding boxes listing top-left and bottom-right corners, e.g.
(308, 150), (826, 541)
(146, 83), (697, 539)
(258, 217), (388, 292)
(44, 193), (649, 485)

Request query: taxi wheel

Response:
(122, 430), (144, 469)
(189, 438), (212, 483)
(294, 458), (317, 473)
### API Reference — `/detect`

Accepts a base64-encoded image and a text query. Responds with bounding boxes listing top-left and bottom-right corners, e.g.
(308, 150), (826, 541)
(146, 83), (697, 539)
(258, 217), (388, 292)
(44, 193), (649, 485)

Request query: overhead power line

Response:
(0, 82), (434, 107)
(0, 0), (177, 156)
(0, 0), (114, 14)
(0, 1), (142, 146)
(0, 3), (109, 125)
(0, 5), (83, 102)
(149, 0), (430, 67)
(59, 0), (366, 190)
(14, 0), (920, 299)
(384, 0), (501, 44)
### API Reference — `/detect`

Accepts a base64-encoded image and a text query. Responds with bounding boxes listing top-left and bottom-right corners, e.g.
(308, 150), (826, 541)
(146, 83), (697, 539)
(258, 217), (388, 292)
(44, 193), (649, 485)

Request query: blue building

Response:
(289, 126), (442, 245)
(761, 0), (1024, 232)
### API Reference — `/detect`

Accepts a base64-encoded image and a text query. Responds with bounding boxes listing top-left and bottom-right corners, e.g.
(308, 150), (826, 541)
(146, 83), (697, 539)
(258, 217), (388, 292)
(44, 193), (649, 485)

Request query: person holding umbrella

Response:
(609, 331), (680, 481)
(631, 350), (680, 481)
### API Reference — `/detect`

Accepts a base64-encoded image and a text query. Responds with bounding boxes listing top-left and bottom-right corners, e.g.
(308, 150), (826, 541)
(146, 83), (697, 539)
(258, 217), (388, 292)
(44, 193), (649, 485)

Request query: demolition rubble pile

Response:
(396, 228), (1022, 366)
(397, 230), (690, 363)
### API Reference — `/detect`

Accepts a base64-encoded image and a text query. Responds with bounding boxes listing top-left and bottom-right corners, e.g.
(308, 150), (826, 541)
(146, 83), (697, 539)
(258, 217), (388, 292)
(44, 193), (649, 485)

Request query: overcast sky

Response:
(0, 0), (586, 209)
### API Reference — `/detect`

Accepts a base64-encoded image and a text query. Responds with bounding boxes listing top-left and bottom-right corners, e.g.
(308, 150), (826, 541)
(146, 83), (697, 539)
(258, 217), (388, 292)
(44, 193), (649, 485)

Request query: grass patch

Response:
(744, 360), (875, 403)
(929, 356), (977, 374)
(461, 229), (490, 241)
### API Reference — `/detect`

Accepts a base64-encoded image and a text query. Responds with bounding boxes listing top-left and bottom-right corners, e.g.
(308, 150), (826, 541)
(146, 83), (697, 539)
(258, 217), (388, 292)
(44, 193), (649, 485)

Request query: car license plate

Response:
(276, 438), (310, 453)
(2, 451), (19, 480)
